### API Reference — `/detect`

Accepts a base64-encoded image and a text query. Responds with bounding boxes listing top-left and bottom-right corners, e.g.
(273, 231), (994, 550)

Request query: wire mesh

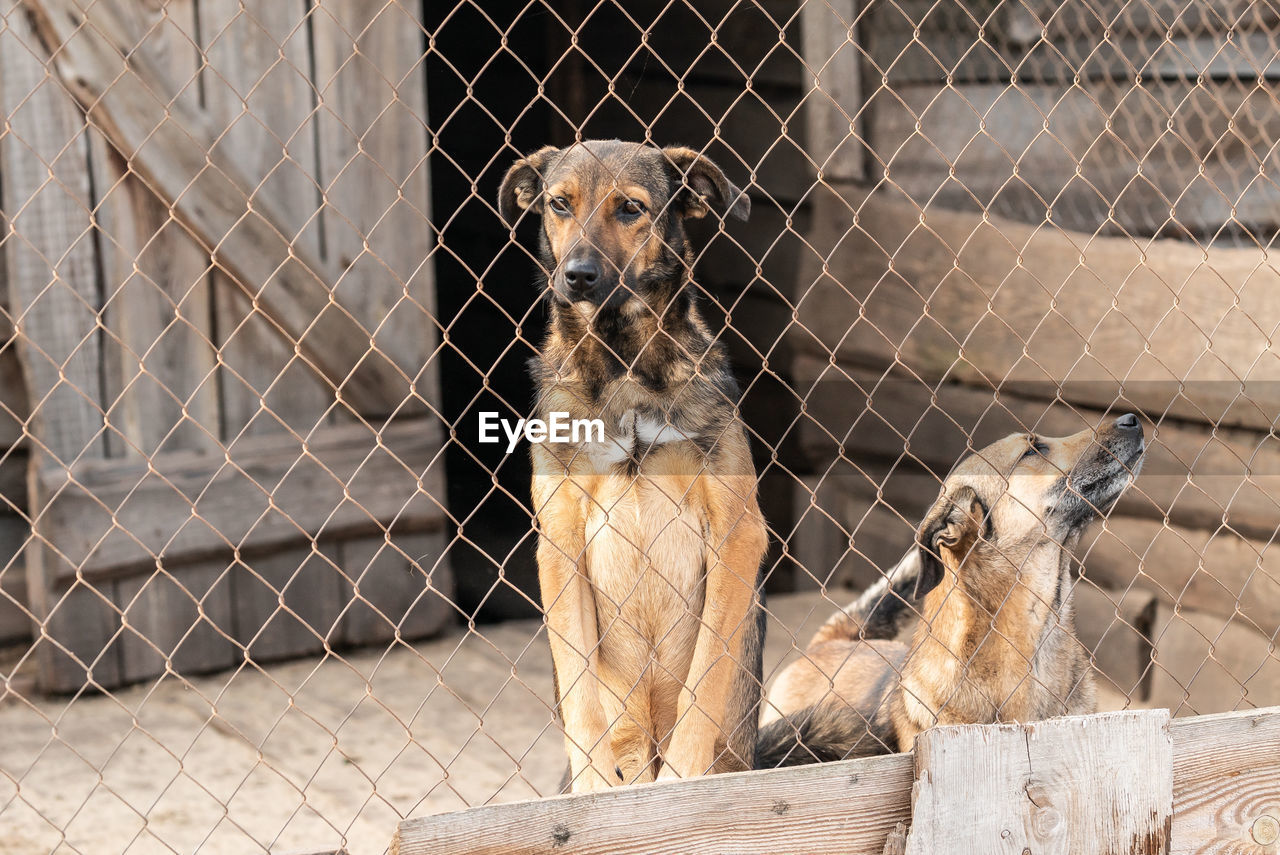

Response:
(0, 0), (1276, 852)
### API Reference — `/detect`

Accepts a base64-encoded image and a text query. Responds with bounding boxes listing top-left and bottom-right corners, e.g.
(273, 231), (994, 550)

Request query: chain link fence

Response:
(0, 0), (1277, 852)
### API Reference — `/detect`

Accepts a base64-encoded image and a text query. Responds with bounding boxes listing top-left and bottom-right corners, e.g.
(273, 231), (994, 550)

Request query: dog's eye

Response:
(548, 196), (570, 215)
(620, 199), (646, 217)
(1022, 440), (1049, 460)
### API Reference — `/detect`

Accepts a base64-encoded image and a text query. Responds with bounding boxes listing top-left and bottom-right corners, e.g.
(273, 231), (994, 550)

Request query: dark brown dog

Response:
(757, 417), (1145, 766)
(498, 140), (766, 792)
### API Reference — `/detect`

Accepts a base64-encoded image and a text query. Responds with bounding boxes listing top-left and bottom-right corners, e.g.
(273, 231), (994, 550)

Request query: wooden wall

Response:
(791, 0), (1280, 714)
(0, 0), (452, 692)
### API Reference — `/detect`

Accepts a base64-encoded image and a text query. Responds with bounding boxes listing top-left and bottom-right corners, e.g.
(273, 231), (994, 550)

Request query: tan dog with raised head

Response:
(757, 416), (1145, 766)
(499, 140), (766, 792)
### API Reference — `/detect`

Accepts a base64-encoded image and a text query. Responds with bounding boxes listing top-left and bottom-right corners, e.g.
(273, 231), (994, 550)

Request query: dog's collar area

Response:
(583, 410), (699, 468)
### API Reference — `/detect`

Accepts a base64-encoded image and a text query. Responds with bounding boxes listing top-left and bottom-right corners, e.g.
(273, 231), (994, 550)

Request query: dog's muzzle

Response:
(1062, 414), (1145, 518)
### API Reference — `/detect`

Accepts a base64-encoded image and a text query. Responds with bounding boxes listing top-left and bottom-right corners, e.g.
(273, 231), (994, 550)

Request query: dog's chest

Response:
(583, 468), (708, 655)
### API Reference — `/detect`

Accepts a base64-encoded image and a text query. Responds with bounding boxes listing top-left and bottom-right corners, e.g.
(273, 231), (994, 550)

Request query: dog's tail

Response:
(755, 703), (895, 768)
(808, 548), (924, 647)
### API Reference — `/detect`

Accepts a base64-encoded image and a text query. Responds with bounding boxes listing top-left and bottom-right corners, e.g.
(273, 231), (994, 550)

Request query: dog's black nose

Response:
(1115, 413), (1141, 431)
(563, 256), (601, 293)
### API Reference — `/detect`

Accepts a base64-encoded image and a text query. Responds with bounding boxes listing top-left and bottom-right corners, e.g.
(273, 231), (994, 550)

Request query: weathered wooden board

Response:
(91, 0), (218, 459)
(116, 560), (236, 683)
(792, 355), (1280, 543)
(0, 7), (121, 692)
(1148, 605), (1280, 716)
(901, 710), (1172, 854)
(1171, 707), (1280, 854)
(793, 186), (1280, 433)
(36, 417), (445, 579)
(200, 0), (332, 438)
(232, 543), (343, 664)
(1081, 516), (1280, 640)
(337, 531), (454, 647)
(392, 750), (915, 855)
(800, 0), (863, 182)
(395, 708), (1280, 855)
(867, 81), (1280, 239)
(312, 0), (440, 405)
(25, 0), (407, 416)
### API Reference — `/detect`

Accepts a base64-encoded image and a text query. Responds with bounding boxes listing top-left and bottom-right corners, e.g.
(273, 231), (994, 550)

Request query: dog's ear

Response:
(498, 146), (560, 224)
(662, 146), (751, 222)
(914, 486), (988, 598)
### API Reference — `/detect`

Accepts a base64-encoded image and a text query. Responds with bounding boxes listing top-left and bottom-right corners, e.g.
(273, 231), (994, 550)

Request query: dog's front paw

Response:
(570, 757), (623, 793)
(656, 752), (713, 783)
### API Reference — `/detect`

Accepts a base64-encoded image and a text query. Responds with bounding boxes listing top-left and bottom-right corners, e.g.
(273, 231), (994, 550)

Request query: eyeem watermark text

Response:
(478, 412), (605, 453)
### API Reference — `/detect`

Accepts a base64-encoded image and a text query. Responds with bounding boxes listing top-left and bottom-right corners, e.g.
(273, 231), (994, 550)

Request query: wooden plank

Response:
(393, 707), (1280, 855)
(0, 7), (121, 692)
(801, 0), (864, 182)
(117, 560), (236, 683)
(36, 417), (445, 579)
(232, 543), (343, 663)
(92, 0), (218, 459)
(1171, 707), (1280, 854)
(1081, 516), (1280, 640)
(1148, 605), (1280, 717)
(392, 751), (915, 855)
(866, 81), (1280, 239)
(311, 0), (439, 404)
(200, 0), (331, 438)
(792, 187), (1280, 435)
(900, 710), (1173, 854)
(25, 0), (407, 417)
(338, 531), (454, 647)
(792, 354), (1280, 543)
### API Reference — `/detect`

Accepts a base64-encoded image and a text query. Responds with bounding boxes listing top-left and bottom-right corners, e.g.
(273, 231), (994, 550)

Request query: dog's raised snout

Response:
(1114, 413), (1141, 431)
(563, 256), (601, 293)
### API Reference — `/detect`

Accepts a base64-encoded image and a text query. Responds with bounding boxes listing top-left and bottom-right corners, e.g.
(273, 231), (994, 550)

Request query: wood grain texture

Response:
(232, 543), (343, 663)
(392, 751), (915, 855)
(311, 0), (440, 405)
(792, 354), (1280, 544)
(867, 82), (1280, 239)
(36, 417), (445, 579)
(1171, 707), (1280, 855)
(337, 531), (454, 646)
(92, 0), (218, 459)
(901, 710), (1172, 855)
(792, 183), (1280, 432)
(116, 560), (236, 683)
(800, 0), (864, 181)
(200, 0), (332, 438)
(392, 707), (1280, 855)
(0, 7), (120, 692)
(25, 0), (407, 416)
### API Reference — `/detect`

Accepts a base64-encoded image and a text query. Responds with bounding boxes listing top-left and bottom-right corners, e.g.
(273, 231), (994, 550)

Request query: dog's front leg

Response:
(659, 472), (766, 781)
(533, 470), (618, 793)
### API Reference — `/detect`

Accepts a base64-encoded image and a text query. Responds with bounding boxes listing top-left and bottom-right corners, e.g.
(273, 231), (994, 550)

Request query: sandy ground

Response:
(0, 592), (857, 855)
(0, 589), (1136, 855)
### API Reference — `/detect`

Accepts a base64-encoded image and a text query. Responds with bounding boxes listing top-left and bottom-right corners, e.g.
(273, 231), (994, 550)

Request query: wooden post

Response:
(801, 0), (864, 183)
(899, 710), (1172, 854)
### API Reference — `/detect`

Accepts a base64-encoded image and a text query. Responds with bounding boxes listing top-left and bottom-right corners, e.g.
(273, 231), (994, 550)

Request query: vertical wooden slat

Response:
(234, 542), (344, 662)
(199, 0), (339, 665)
(0, 7), (120, 690)
(84, 0), (238, 684)
(311, 0), (450, 647)
(311, 0), (439, 404)
(199, 0), (331, 439)
(801, 0), (865, 182)
(901, 710), (1173, 855)
(338, 531), (452, 647)
(94, 0), (218, 459)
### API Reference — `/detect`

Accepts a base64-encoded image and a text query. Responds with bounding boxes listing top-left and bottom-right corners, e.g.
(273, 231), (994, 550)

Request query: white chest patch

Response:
(584, 409), (697, 468)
